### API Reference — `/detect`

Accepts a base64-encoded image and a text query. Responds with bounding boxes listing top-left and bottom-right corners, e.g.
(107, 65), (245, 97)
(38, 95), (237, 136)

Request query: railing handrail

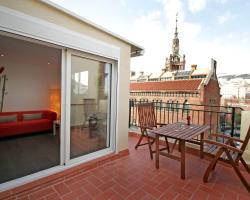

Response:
(129, 98), (242, 111)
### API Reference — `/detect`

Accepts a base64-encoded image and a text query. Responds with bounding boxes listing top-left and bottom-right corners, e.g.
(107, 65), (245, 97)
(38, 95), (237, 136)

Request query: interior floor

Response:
(0, 127), (107, 184)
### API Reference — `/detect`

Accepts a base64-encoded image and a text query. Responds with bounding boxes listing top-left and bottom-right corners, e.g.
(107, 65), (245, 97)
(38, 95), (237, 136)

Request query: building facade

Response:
(130, 15), (221, 133)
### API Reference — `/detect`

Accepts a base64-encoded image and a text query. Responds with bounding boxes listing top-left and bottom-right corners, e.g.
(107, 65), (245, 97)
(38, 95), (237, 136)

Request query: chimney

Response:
(130, 71), (135, 77)
(211, 58), (217, 74)
(191, 64), (197, 70)
(172, 72), (176, 80)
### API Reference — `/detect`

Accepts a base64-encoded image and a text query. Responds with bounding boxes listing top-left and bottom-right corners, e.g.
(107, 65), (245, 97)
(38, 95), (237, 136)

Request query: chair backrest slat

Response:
(137, 103), (157, 128)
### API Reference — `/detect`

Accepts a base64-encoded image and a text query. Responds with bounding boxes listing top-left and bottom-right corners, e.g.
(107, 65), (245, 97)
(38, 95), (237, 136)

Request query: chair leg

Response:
(225, 150), (250, 193)
(203, 148), (224, 183)
(147, 136), (154, 160)
(164, 136), (170, 153)
(151, 138), (156, 145)
(239, 157), (250, 174)
(135, 132), (145, 149)
(171, 139), (178, 153)
(212, 160), (218, 170)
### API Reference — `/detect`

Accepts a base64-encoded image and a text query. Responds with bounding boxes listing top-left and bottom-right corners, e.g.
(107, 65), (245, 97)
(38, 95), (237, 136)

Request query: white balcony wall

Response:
(240, 111), (250, 163)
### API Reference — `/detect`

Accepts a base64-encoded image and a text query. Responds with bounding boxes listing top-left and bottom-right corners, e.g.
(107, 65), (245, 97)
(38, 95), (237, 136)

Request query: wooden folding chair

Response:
(203, 126), (250, 193)
(135, 103), (170, 159)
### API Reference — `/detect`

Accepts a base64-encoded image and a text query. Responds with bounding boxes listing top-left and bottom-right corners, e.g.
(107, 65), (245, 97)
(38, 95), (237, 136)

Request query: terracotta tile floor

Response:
(4, 135), (250, 200)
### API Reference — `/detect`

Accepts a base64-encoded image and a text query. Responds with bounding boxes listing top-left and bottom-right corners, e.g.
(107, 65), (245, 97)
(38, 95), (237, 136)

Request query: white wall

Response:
(0, 35), (61, 112)
(0, 48), (61, 112)
(2, 61), (60, 112)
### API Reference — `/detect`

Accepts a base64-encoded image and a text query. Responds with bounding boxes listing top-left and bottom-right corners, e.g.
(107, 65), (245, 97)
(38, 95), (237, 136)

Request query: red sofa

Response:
(0, 110), (57, 138)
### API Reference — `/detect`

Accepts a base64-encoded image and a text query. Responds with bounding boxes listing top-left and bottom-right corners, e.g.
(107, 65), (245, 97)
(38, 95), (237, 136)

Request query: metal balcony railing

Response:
(129, 99), (242, 138)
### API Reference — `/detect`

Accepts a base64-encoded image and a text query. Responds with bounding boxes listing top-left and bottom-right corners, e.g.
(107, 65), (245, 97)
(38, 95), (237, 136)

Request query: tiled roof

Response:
(130, 79), (202, 91)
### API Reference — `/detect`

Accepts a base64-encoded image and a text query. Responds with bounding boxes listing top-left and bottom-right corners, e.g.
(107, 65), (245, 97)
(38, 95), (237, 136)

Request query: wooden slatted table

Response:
(152, 122), (210, 179)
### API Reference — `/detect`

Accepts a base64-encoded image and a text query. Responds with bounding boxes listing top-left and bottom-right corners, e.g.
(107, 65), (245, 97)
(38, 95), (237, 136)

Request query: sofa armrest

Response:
(44, 111), (57, 121)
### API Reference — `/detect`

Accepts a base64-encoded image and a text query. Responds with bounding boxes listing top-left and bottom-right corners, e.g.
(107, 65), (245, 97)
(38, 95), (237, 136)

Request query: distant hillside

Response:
(218, 74), (250, 80)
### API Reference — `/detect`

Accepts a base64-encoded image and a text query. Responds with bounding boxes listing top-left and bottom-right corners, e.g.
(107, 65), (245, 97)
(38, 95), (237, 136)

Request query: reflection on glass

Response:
(73, 71), (88, 95)
(70, 55), (111, 159)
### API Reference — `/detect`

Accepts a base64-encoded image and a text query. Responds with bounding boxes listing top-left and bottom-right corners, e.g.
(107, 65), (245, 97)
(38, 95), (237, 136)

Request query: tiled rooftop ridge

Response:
(130, 79), (202, 91)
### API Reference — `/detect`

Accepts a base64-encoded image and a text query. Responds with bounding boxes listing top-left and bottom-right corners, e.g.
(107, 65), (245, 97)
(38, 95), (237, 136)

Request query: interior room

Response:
(0, 34), (111, 183)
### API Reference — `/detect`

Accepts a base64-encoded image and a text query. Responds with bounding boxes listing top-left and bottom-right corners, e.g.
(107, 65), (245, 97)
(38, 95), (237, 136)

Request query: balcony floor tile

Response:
(2, 135), (250, 200)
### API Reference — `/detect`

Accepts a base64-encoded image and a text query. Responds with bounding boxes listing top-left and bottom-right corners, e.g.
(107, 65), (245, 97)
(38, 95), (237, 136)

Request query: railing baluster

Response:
(198, 110), (200, 125)
(167, 102), (170, 124)
(177, 105), (179, 122)
(163, 103), (166, 124)
(134, 100), (137, 126)
(192, 110), (194, 124)
(171, 102), (174, 124)
(128, 100), (132, 128)
(131, 99), (134, 126)
(209, 111), (212, 134)
(203, 109), (206, 126)
(216, 113), (219, 133)
(159, 101), (162, 124)
(231, 107), (235, 137)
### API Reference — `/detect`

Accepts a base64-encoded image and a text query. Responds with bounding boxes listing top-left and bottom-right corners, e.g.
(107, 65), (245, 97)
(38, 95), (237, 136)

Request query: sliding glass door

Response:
(0, 35), (115, 186)
(69, 54), (112, 160)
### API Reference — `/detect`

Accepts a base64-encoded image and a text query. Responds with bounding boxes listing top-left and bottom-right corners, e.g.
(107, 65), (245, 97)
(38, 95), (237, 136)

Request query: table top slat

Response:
(151, 122), (210, 141)
(173, 125), (203, 139)
(185, 126), (210, 140)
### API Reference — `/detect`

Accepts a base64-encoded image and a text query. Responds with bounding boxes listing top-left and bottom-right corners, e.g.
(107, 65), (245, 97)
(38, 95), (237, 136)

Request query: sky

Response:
(50, 0), (250, 75)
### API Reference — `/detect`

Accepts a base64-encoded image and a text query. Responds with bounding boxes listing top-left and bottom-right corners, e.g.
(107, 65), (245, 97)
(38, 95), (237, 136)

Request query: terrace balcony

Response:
(1, 100), (250, 200)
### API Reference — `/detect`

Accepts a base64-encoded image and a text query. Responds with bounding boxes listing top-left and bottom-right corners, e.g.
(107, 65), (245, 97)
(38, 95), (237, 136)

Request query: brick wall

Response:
(203, 79), (221, 134)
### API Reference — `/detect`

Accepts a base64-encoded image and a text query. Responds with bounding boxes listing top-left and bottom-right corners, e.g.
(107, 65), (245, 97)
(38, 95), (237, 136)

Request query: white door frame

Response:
(64, 49), (117, 166)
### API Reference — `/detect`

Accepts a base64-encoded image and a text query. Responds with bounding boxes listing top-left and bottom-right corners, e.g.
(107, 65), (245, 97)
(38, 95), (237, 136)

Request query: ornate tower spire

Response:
(175, 12), (178, 39)
(164, 12), (186, 72)
(172, 13), (179, 55)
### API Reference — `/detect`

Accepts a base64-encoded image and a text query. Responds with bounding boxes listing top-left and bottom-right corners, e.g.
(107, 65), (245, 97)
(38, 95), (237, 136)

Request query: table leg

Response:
(200, 132), (204, 159)
(156, 134), (159, 169)
(180, 140), (185, 179)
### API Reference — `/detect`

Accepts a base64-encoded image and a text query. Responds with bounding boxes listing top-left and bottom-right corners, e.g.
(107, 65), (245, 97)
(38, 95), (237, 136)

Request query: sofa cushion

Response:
(0, 119), (52, 136)
(0, 115), (17, 123)
(23, 113), (42, 121)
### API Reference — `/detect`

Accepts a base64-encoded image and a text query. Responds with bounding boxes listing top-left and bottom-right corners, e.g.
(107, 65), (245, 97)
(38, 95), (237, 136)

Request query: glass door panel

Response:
(0, 34), (61, 183)
(70, 55), (111, 159)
